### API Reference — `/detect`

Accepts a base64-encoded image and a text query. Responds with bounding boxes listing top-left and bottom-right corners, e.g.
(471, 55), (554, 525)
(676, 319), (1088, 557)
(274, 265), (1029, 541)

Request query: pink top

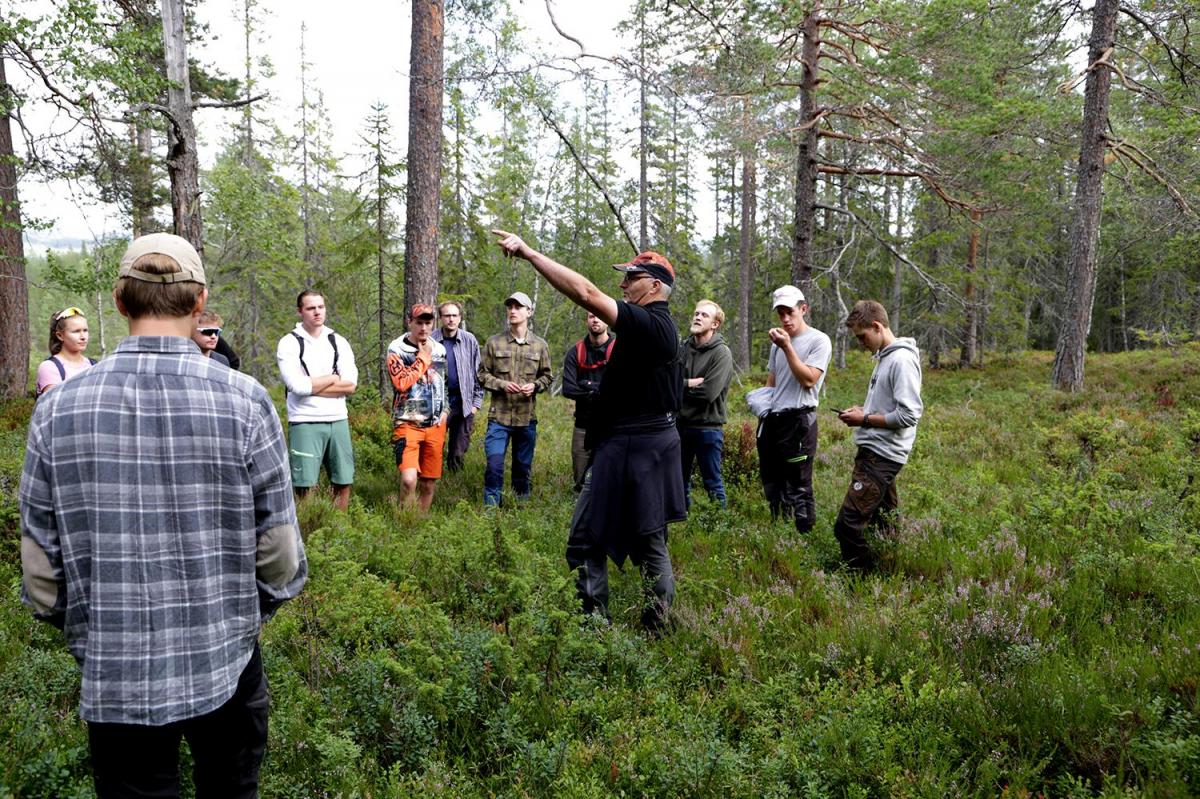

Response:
(36, 356), (95, 395)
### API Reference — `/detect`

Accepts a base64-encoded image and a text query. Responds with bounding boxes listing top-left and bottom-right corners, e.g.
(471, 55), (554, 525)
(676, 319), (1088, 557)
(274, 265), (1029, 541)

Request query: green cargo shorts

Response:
(288, 419), (355, 488)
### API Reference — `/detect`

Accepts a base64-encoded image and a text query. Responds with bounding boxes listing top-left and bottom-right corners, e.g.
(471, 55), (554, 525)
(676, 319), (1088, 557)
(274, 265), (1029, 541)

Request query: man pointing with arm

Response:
(493, 229), (686, 632)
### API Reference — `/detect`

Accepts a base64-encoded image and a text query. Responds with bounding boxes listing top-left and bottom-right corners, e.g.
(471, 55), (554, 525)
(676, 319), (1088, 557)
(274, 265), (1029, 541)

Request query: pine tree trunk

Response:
(0, 58), (29, 399)
(638, 6), (649, 251)
(1052, 0), (1118, 392)
(160, 0), (203, 253)
(960, 210), (981, 366)
(891, 178), (904, 333)
(738, 136), (756, 371)
(790, 4), (821, 295)
(404, 0), (444, 309)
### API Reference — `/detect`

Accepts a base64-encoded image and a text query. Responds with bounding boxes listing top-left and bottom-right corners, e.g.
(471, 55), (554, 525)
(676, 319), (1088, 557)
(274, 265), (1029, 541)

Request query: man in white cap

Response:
(19, 233), (306, 797)
(477, 290), (553, 506)
(759, 284), (832, 534)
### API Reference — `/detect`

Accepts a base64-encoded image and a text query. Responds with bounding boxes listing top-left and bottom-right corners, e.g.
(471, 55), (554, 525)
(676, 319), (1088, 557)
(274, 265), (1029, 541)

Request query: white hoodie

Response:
(276, 323), (359, 423)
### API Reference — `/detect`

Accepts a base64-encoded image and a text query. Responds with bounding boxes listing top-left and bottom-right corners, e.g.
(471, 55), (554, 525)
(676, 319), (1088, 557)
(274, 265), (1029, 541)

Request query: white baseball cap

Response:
(771, 285), (805, 309)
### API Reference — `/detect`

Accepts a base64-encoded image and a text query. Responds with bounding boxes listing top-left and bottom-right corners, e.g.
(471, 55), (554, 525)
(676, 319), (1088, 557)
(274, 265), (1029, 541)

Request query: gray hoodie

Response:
(853, 337), (923, 464)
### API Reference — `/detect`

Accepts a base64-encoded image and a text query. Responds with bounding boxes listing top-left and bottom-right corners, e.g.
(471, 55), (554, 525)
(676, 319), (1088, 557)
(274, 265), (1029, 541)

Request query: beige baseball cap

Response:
(118, 233), (206, 285)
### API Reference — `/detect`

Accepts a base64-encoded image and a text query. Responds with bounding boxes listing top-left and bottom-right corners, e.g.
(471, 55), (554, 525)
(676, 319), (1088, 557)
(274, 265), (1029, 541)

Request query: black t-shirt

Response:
(590, 300), (681, 442)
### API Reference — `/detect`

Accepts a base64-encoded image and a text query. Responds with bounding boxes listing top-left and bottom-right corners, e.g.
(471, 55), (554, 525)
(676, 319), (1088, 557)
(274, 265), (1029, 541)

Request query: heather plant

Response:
(1, 346), (1199, 796)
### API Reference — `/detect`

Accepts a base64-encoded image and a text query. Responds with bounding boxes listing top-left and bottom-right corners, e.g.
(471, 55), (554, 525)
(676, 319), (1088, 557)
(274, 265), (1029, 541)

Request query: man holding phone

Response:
(758, 285), (832, 534)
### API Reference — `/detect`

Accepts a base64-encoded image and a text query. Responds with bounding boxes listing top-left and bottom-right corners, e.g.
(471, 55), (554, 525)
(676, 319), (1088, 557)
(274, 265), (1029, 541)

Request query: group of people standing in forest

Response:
(19, 228), (922, 797)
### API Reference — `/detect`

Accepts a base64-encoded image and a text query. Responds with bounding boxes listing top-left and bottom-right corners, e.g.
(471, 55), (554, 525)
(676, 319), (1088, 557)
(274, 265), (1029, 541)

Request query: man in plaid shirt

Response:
(477, 291), (554, 506)
(19, 233), (307, 798)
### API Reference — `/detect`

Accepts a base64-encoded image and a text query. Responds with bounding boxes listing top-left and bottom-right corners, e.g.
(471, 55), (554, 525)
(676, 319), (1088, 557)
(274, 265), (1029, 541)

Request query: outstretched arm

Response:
(493, 230), (619, 326)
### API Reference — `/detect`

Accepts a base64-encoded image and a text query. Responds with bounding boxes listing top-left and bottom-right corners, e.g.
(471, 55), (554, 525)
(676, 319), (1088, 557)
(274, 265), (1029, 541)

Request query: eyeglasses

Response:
(198, 327), (221, 337)
(55, 306), (85, 321)
(620, 273), (651, 285)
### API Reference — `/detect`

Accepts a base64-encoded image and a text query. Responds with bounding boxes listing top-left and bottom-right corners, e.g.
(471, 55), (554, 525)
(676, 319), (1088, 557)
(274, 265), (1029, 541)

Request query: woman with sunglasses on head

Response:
(37, 306), (97, 396)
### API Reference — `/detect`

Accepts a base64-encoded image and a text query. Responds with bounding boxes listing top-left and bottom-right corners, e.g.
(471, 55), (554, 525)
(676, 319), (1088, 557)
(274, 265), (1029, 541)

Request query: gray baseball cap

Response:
(119, 233), (206, 285)
(505, 291), (534, 310)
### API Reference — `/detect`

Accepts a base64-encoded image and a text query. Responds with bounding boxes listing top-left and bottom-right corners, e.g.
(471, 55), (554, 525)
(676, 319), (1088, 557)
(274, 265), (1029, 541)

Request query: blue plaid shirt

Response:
(19, 336), (306, 725)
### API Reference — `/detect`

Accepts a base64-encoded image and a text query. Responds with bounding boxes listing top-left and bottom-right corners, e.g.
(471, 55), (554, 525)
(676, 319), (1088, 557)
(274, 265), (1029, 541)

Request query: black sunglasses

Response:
(198, 327), (221, 337)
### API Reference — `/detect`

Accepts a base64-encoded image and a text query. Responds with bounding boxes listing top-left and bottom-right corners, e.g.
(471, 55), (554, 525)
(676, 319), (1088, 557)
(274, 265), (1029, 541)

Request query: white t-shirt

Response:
(276, 323), (359, 423)
(767, 327), (832, 411)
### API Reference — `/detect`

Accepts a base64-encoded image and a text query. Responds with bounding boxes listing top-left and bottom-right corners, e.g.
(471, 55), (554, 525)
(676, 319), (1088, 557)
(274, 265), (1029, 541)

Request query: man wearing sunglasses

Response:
(191, 310), (230, 366)
(492, 229), (685, 633)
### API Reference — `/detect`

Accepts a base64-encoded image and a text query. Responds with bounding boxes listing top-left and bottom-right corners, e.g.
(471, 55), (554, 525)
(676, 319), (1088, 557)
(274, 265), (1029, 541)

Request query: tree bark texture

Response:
(0, 58), (30, 399)
(160, 0), (203, 253)
(638, 5), (649, 251)
(130, 122), (156, 237)
(960, 210), (981, 366)
(1052, 0), (1118, 392)
(790, 5), (821, 296)
(404, 0), (444, 310)
(738, 103), (756, 371)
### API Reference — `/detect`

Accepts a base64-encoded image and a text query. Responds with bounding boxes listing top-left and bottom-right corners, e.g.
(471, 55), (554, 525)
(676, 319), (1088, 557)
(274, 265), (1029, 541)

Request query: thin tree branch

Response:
(535, 104), (638, 253)
(816, 202), (964, 306)
(543, 0), (586, 54)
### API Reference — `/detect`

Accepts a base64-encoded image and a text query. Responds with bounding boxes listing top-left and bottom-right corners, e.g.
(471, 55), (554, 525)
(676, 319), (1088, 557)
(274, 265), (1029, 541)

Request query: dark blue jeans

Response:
(483, 419), (537, 506)
(679, 426), (727, 507)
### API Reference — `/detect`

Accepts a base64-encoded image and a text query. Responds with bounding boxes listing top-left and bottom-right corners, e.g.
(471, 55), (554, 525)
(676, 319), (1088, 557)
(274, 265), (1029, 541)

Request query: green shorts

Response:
(288, 419), (355, 488)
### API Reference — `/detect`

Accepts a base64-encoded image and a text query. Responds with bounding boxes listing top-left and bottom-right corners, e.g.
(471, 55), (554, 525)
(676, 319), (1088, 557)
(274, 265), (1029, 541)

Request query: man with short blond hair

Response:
(20, 232), (306, 797)
(678, 300), (733, 507)
(191, 309), (229, 366)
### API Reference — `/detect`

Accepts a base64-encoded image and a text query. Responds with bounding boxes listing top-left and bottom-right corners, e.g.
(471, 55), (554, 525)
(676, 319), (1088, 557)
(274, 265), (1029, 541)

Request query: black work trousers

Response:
(833, 447), (903, 571)
(567, 471), (675, 631)
(87, 643), (269, 799)
(757, 408), (818, 533)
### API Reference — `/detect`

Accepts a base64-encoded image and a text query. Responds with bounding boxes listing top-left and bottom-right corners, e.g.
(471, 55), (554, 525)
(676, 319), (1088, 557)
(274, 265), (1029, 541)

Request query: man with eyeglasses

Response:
(432, 301), (484, 473)
(191, 310), (230, 366)
(492, 229), (685, 633)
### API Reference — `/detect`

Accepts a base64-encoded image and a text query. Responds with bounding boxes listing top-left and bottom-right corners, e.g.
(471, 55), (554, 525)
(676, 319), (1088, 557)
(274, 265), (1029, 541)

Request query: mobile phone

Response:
(830, 407), (845, 414)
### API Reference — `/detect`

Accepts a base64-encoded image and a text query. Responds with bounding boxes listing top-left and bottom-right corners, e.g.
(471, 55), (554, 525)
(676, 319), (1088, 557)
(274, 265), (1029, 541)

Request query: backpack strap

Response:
(577, 338), (616, 371)
(290, 332), (309, 376)
(49, 356), (66, 380)
(328, 333), (340, 376)
(87, 357), (97, 366)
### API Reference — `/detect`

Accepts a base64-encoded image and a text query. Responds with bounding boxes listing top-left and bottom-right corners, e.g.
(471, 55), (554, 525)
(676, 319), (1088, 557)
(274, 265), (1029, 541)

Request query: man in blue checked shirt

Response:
(19, 233), (307, 799)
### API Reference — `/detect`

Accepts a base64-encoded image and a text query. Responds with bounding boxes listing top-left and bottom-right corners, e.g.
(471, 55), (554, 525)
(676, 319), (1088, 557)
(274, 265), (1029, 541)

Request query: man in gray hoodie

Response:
(678, 300), (734, 507)
(835, 300), (924, 571)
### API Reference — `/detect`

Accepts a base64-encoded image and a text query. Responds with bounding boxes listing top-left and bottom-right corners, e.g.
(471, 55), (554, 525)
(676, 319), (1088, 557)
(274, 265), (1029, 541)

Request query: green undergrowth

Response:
(2, 347), (1198, 797)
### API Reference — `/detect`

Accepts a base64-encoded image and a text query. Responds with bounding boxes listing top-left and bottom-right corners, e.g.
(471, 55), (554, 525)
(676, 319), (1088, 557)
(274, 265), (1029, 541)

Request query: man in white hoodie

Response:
(277, 290), (359, 510)
(835, 300), (924, 571)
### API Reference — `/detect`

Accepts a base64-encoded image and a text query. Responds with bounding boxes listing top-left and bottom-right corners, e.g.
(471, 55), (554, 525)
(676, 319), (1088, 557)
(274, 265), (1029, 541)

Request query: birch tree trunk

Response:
(0, 57), (29, 399)
(404, 0), (444, 309)
(1052, 0), (1118, 392)
(160, 0), (203, 253)
(789, 4), (821, 296)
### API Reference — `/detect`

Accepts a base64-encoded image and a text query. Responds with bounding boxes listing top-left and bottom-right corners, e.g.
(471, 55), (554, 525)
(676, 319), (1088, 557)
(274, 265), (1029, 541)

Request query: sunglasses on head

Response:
(198, 327), (221, 337)
(55, 306), (85, 322)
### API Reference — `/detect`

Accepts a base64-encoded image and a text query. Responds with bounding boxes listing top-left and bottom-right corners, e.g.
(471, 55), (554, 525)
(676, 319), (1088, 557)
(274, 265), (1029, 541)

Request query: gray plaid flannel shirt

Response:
(19, 336), (306, 725)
